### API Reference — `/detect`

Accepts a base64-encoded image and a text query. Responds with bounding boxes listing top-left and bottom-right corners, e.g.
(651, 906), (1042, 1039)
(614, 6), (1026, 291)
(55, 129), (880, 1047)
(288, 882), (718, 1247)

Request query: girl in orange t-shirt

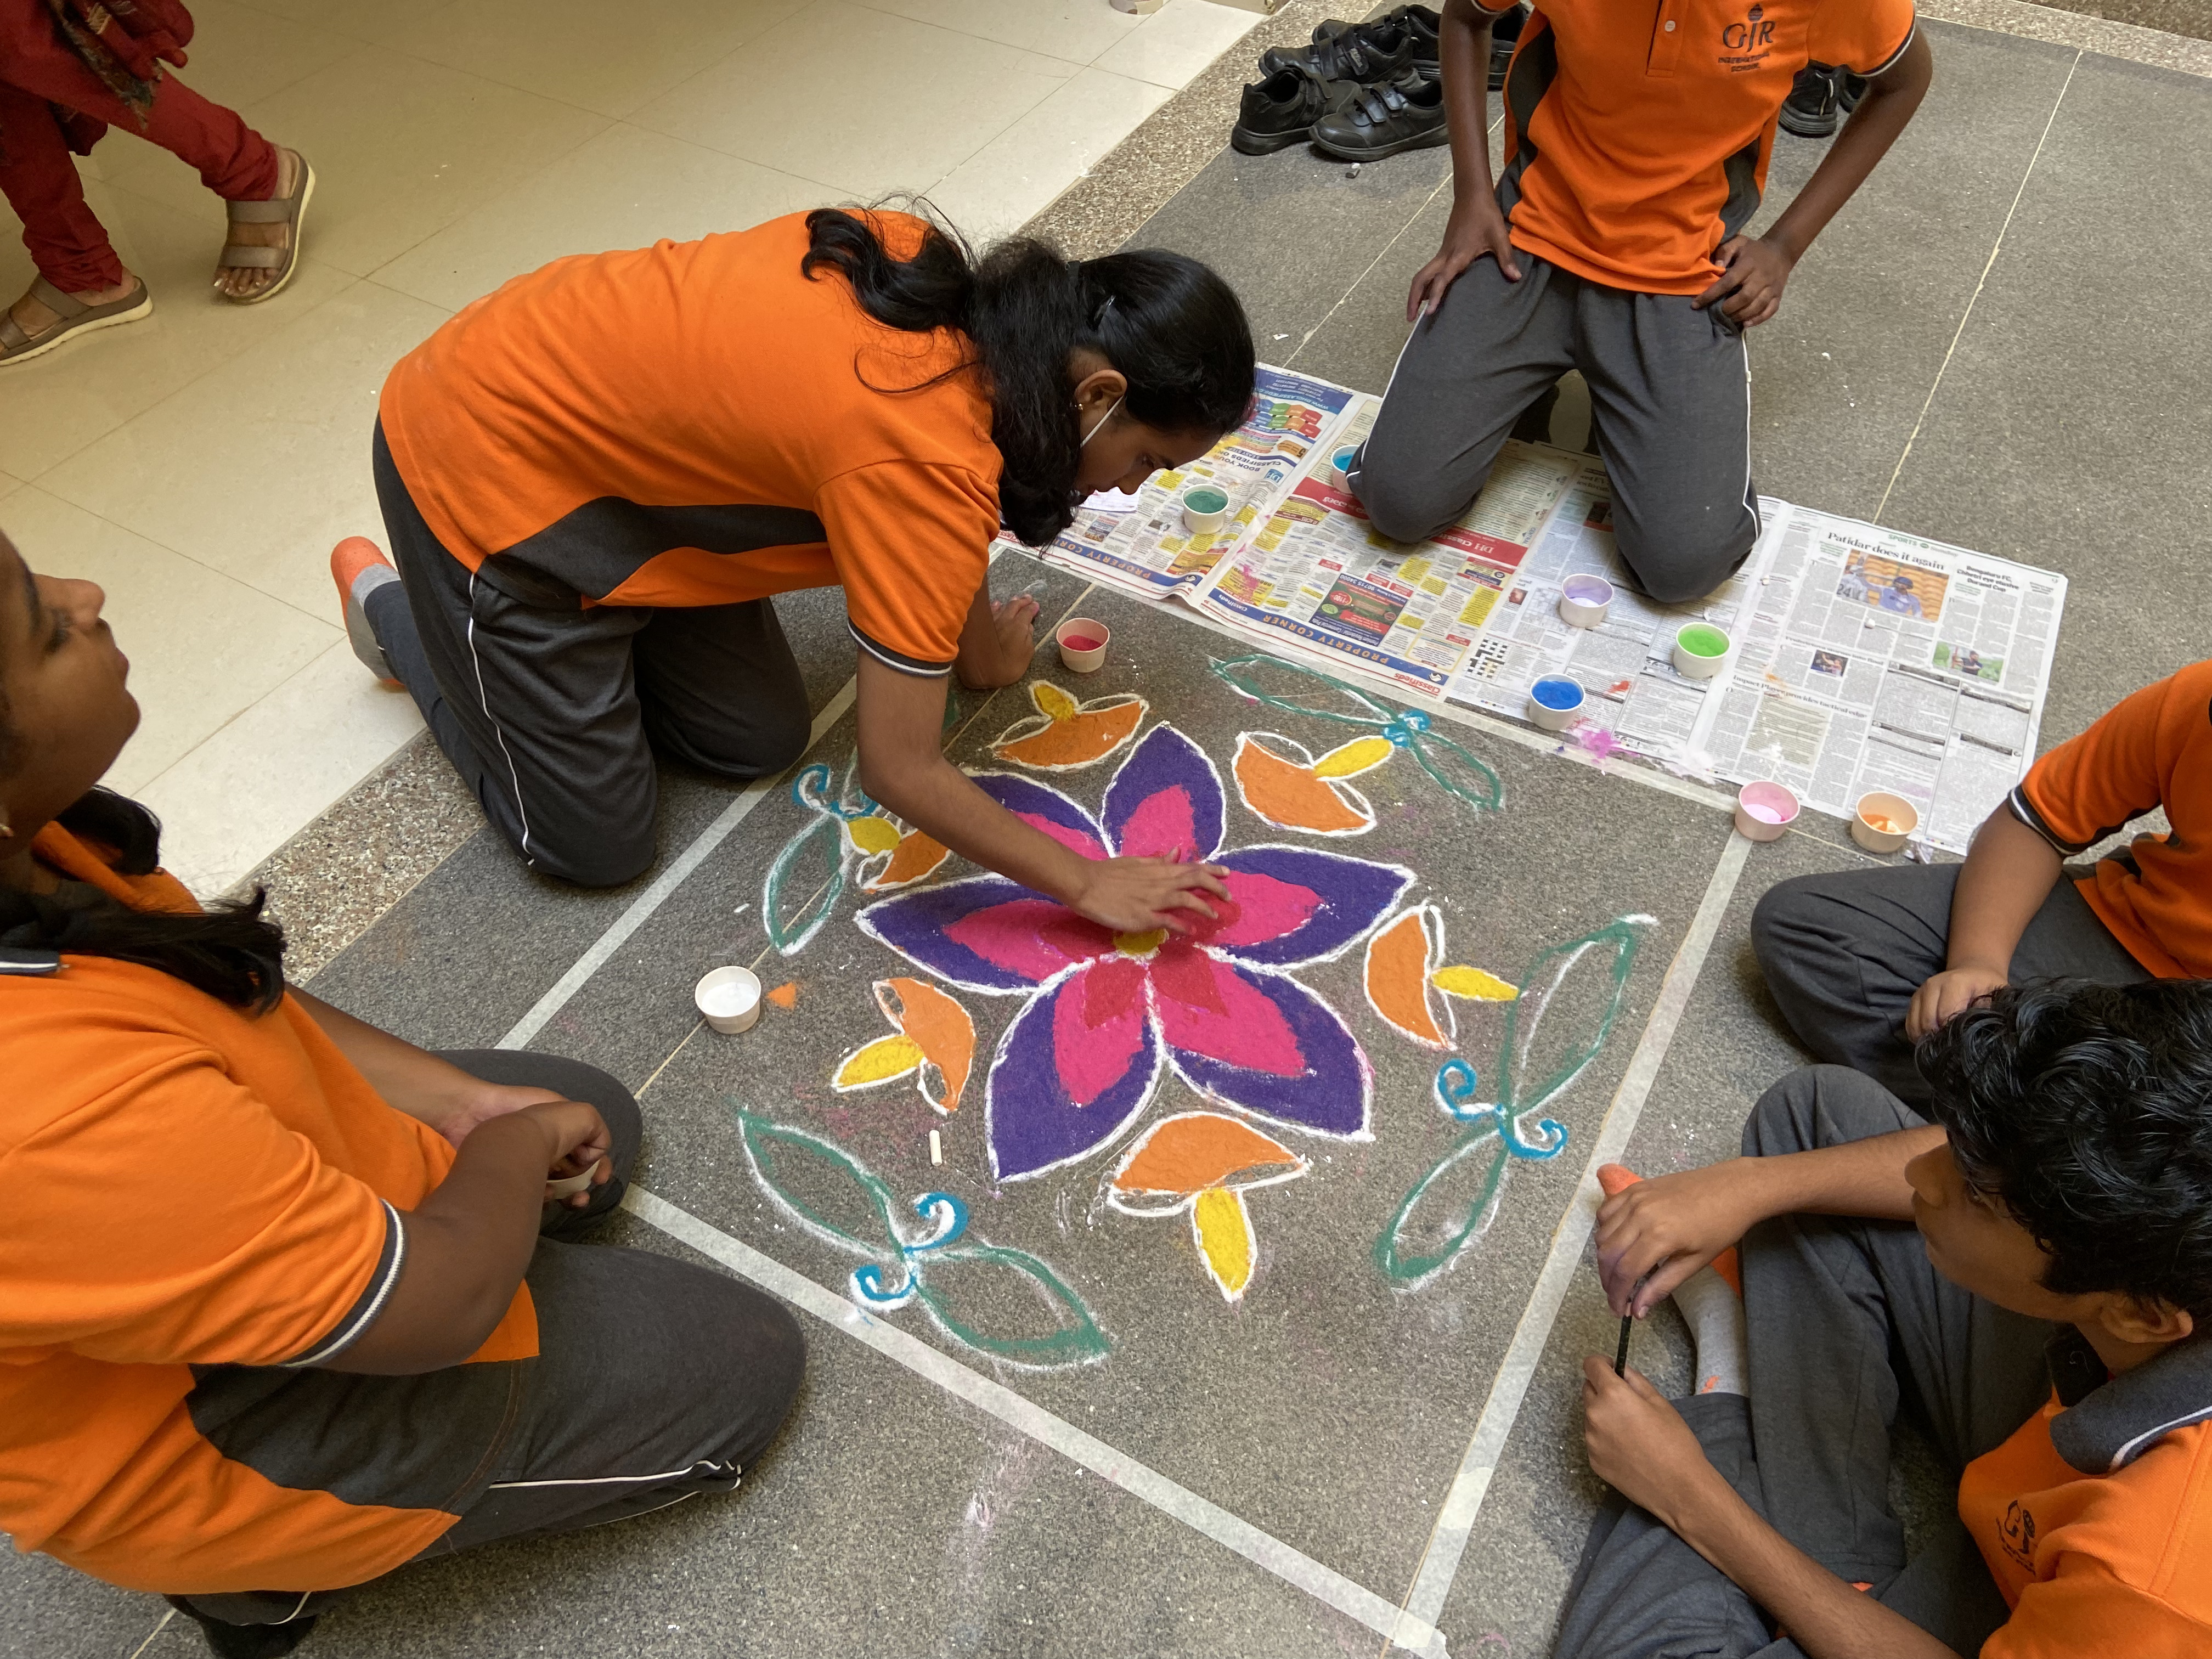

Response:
(0, 528), (803, 1657)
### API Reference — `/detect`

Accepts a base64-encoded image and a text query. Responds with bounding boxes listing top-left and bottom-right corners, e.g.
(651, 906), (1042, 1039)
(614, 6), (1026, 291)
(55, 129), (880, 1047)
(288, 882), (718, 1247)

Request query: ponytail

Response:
(803, 206), (1255, 546)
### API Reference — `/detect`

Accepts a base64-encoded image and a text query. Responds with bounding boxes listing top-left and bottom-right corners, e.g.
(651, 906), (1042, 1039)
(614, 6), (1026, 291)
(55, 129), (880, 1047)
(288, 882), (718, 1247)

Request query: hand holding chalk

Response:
(1580, 1356), (1714, 1523)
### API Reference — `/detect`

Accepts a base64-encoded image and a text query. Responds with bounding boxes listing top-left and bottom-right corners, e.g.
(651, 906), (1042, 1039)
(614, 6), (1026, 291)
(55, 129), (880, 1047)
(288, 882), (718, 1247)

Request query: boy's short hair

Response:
(1918, 980), (2212, 1322)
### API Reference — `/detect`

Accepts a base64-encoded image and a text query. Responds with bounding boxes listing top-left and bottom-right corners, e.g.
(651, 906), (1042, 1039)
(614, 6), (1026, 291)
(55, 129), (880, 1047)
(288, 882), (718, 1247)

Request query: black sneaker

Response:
(164, 1601), (318, 1658)
(1488, 3), (1527, 90)
(1312, 67), (1448, 161)
(1231, 64), (1338, 155)
(1838, 69), (1868, 112)
(1262, 5), (1438, 86)
(1779, 64), (1844, 137)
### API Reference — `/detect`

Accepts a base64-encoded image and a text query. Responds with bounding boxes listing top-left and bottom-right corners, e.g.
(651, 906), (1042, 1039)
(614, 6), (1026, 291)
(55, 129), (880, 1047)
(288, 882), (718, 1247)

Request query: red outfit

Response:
(0, 0), (277, 292)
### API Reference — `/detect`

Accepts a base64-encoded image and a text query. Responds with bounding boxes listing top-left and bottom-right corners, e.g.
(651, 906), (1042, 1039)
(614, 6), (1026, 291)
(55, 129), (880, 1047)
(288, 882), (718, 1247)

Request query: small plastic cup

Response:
(1558, 574), (1614, 629)
(1673, 623), (1734, 680)
(1851, 792), (1918, 854)
(695, 964), (763, 1034)
(1056, 618), (1110, 674)
(1526, 675), (1586, 732)
(1733, 781), (1800, 843)
(1328, 443), (1360, 487)
(1181, 485), (1229, 535)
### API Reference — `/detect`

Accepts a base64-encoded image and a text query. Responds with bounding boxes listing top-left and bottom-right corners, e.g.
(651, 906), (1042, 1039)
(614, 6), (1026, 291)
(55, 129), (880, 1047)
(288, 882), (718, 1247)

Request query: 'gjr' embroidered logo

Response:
(1721, 3), (1776, 49)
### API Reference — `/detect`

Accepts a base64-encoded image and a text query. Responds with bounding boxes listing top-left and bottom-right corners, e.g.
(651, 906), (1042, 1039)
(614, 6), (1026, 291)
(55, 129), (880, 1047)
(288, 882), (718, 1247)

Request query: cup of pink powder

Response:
(1056, 618), (1110, 674)
(1733, 781), (1799, 843)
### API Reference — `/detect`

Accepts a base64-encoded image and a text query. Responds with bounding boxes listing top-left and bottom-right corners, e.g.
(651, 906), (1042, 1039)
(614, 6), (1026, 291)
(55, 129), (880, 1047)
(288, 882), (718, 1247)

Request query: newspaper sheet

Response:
(1188, 394), (1582, 695)
(1018, 365), (1357, 601)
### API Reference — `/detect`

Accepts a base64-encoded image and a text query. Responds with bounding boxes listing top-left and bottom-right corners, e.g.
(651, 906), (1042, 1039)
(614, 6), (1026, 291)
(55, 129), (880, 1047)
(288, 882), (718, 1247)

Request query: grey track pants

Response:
(1750, 861), (2151, 1107)
(1351, 251), (1759, 605)
(176, 1049), (805, 1634)
(1555, 1067), (2051, 1659)
(369, 422), (812, 888)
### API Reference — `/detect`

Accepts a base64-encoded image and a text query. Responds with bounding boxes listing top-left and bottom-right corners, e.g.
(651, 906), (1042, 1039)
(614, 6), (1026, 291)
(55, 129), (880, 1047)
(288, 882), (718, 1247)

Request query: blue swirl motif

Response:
(1432, 1059), (1567, 1160)
(849, 1192), (972, 1307)
(764, 760), (886, 956)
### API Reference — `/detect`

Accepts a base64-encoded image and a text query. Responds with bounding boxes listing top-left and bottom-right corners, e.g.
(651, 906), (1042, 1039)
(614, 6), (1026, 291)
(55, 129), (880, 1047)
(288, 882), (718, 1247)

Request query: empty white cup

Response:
(695, 964), (763, 1034)
(1558, 574), (1614, 629)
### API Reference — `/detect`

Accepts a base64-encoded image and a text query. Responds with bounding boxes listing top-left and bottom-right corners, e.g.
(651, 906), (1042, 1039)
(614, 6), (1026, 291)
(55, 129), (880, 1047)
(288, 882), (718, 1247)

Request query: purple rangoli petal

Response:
(1204, 846), (1414, 968)
(988, 966), (1163, 1181)
(857, 877), (1088, 993)
(1102, 725), (1225, 861)
(969, 772), (1109, 862)
(1163, 957), (1372, 1138)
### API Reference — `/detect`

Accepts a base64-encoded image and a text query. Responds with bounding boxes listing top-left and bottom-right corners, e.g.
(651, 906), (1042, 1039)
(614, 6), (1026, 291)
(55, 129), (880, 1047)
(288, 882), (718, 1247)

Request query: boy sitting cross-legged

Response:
(1559, 979), (2212, 1659)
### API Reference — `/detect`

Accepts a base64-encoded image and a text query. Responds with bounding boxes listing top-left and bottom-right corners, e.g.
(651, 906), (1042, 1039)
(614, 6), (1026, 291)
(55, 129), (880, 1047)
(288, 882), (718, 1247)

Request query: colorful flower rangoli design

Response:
(856, 724), (1413, 1183)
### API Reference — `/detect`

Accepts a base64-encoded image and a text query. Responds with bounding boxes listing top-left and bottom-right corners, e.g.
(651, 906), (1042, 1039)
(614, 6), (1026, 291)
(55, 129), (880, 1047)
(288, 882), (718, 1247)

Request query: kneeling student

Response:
(1564, 980), (2212, 1658)
(0, 530), (803, 1658)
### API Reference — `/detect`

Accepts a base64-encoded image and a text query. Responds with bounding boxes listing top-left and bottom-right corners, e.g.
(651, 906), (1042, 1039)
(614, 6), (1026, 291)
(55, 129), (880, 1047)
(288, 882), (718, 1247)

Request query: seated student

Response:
(334, 207), (1252, 944)
(1568, 981), (2212, 1659)
(0, 532), (803, 1658)
(1350, 0), (1931, 602)
(1754, 659), (2208, 1106)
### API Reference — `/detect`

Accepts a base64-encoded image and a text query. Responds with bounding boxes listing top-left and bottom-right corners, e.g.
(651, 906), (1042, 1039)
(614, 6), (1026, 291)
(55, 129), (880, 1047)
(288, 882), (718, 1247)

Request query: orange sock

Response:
(1597, 1163), (1741, 1295)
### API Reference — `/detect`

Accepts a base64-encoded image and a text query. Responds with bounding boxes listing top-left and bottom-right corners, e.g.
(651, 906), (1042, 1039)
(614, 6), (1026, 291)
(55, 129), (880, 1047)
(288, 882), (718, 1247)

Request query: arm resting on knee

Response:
(1905, 806), (2065, 1041)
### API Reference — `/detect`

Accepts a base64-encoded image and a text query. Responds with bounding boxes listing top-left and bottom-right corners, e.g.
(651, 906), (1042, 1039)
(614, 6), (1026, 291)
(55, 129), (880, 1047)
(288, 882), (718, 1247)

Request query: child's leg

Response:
(0, 80), (122, 294)
(1350, 253), (1576, 544)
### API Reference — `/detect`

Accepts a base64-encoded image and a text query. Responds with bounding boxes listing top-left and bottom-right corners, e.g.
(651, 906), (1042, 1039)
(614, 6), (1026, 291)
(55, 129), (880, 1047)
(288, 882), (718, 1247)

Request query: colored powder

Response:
(1742, 801), (1783, 823)
(1679, 624), (1731, 657)
(1532, 676), (1583, 710)
(765, 981), (799, 1009)
(1062, 634), (1103, 652)
(1331, 445), (1359, 472)
(1184, 487), (1229, 515)
(1863, 813), (1906, 835)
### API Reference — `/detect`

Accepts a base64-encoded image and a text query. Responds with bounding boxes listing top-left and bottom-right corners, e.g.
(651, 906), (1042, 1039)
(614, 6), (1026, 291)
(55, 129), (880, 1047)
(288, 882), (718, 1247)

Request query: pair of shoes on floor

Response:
(164, 1599), (318, 1658)
(1778, 62), (1867, 138)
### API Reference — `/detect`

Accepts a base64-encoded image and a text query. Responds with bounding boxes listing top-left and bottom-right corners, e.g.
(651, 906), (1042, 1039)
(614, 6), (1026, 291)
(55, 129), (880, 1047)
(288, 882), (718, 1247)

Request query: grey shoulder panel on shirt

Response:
(2049, 1329), (2212, 1475)
(491, 500), (831, 603)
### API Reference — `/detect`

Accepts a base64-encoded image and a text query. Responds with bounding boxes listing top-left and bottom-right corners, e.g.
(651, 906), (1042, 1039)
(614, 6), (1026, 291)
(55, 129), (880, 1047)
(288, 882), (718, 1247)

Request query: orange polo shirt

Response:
(0, 826), (534, 1594)
(1491, 0), (1918, 292)
(2010, 659), (2212, 979)
(379, 210), (1000, 675)
(1960, 1331), (2212, 1657)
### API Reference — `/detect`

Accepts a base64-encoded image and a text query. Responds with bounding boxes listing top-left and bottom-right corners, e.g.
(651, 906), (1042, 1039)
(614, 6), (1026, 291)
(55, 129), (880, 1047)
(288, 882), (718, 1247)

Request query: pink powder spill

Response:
(1063, 634), (1103, 652)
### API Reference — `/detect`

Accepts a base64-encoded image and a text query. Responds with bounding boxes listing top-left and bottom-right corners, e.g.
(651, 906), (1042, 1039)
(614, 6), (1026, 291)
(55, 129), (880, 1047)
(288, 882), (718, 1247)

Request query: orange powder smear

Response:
(765, 981), (799, 1009)
(994, 699), (1144, 768)
(1113, 1111), (1299, 1196)
(1234, 736), (1372, 834)
(870, 829), (950, 890)
(1862, 814), (1907, 836)
(883, 977), (975, 1111)
(1365, 908), (1446, 1047)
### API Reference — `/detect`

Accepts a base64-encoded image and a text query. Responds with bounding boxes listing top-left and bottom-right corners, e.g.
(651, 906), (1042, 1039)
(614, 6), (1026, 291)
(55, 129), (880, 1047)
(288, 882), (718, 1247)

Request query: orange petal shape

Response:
(1365, 907), (1448, 1048)
(867, 828), (950, 891)
(765, 981), (799, 1009)
(1109, 1110), (1305, 1200)
(1232, 733), (1374, 835)
(877, 977), (974, 1113)
(991, 688), (1146, 771)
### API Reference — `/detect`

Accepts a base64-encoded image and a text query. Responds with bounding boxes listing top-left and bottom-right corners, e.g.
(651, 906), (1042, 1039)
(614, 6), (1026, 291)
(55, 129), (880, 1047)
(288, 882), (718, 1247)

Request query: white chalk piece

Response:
(1733, 781), (1799, 843)
(545, 1159), (602, 1200)
(1850, 791), (1918, 855)
(929, 1128), (943, 1166)
(695, 964), (763, 1033)
(1055, 617), (1110, 674)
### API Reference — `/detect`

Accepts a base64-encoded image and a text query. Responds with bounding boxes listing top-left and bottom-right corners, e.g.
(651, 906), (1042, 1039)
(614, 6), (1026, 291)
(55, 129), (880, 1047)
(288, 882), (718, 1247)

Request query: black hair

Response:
(1918, 979), (2212, 1323)
(801, 205), (1256, 547)
(0, 786), (287, 1014)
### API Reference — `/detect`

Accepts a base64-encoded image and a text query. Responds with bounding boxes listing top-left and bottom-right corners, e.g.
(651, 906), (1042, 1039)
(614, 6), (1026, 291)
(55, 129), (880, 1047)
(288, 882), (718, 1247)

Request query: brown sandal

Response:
(220, 151), (315, 306)
(0, 275), (154, 368)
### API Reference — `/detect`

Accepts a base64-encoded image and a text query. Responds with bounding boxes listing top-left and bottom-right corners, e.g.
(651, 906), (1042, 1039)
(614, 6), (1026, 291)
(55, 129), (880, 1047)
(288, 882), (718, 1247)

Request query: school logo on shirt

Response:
(1999, 1500), (2039, 1570)
(1718, 2), (1777, 70)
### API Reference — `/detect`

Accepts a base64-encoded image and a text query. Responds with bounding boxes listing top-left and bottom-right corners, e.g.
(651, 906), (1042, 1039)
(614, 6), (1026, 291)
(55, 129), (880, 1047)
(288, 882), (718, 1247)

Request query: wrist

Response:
(1663, 1459), (1749, 1549)
(1942, 949), (2011, 979)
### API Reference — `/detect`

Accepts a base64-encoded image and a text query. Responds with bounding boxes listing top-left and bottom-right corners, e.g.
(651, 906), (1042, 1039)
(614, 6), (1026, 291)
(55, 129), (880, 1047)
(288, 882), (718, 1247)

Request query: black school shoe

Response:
(164, 1601), (318, 1658)
(1312, 67), (1448, 161)
(1488, 3), (1527, 89)
(1779, 63), (1866, 137)
(1232, 64), (1339, 154)
(1262, 5), (1438, 85)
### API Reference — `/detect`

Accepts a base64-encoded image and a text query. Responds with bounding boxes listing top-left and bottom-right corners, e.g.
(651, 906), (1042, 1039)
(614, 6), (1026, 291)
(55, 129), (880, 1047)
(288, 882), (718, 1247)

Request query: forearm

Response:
(865, 752), (1089, 904)
(1669, 1474), (1961, 1659)
(1764, 38), (1932, 261)
(1439, 1), (1498, 208)
(1946, 806), (2064, 974)
(291, 987), (484, 1128)
(1721, 1126), (1944, 1224)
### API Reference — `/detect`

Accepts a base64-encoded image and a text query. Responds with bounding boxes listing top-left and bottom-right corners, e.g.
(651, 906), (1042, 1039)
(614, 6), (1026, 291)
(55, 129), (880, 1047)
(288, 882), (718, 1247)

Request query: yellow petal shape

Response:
(1311, 735), (1395, 779)
(833, 1034), (925, 1090)
(1033, 682), (1079, 723)
(1192, 1187), (1256, 1301)
(847, 816), (902, 857)
(1431, 965), (1520, 1001)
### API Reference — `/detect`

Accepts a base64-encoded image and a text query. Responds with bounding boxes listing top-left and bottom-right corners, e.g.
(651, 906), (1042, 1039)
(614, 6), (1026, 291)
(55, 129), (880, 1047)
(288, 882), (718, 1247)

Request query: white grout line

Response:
(495, 679), (857, 1050)
(1390, 831), (1752, 1635)
(1871, 50), (2080, 523)
(623, 1187), (1449, 1658)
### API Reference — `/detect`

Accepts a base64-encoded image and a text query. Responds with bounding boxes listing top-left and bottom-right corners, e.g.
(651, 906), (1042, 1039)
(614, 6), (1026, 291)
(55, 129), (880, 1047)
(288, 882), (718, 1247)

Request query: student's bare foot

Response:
(216, 147), (308, 303)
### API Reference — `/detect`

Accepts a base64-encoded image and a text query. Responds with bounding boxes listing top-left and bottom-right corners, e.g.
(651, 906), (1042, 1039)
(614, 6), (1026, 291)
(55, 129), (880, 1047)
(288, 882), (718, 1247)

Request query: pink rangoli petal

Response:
(1052, 957), (1153, 1107)
(1190, 868), (1323, 951)
(1148, 945), (1302, 1076)
(945, 899), (1109, 984)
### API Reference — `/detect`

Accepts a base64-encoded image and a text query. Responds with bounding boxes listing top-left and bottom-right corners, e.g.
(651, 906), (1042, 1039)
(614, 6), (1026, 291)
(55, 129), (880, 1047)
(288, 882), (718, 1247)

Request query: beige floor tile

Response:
(1093, 0), (1261, 89)
(227, 0), (458, 43)
(850, 0), (1142, 61)
(4, 487), (341, 796)
(0, 472), (22, 507)
(38, 281), (450, 620)
(371, 126), (823, 311)
(393, 0), (808, 119)
(103, 47), (608, 277)
(930, 68), (1172, 246)
(0, 184), (356, 481)
(163, 0), (364, 112)
(137, 640), (426, 898)
(635, 0), (1077, 197)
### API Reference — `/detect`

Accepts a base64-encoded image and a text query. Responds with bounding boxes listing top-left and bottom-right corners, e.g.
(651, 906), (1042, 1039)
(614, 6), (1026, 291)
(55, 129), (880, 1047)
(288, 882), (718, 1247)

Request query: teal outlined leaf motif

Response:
(735, 1109), (1109, 1369)
(1376, 917), (1650, 1288)
(1208, 652), (1504, 818)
